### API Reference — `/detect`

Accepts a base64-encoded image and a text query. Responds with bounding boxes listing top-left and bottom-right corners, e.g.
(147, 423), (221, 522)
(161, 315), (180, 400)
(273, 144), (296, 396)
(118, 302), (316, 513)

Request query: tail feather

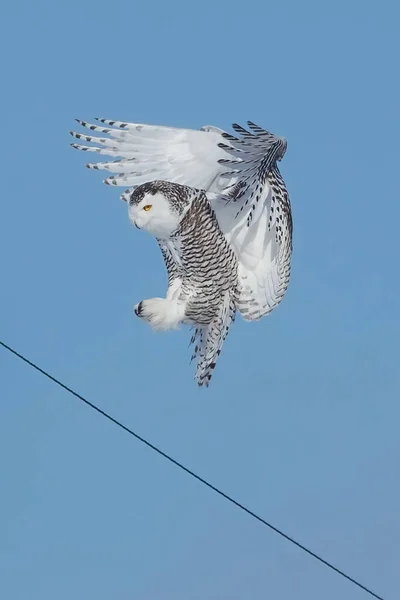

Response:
(191, 293), (236, 387)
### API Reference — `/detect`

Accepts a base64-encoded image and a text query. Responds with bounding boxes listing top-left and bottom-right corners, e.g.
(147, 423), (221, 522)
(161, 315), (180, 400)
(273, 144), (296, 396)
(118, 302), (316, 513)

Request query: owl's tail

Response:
(190, 293), (236, 387)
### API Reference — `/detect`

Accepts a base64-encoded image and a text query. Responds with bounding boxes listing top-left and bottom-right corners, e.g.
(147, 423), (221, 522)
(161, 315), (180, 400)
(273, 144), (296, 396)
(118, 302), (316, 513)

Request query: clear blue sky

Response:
(0, 1), (399, 599)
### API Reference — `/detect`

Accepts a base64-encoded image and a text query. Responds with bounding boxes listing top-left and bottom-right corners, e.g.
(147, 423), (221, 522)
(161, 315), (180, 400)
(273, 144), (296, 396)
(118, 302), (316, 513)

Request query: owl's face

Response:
(128, 181), (191, 239)
(128, 191), (181, 239)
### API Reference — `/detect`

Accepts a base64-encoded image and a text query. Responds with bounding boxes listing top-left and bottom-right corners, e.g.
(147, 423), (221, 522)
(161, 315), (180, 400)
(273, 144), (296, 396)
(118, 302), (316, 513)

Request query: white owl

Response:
(70, 118), (293, 386)
(128, 180), (238, 386)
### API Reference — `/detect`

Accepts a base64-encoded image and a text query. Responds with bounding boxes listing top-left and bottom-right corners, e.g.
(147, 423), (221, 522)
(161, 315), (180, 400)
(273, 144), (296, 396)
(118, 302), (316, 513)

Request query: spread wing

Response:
(69, 118), (231, 200)
(209, 124), (293, 321)
(190, 292), (236, 387)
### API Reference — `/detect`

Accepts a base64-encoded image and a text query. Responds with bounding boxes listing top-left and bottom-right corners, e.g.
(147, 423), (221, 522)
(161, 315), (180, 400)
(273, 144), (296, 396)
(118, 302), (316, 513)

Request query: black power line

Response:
(0, 339), (385, 600)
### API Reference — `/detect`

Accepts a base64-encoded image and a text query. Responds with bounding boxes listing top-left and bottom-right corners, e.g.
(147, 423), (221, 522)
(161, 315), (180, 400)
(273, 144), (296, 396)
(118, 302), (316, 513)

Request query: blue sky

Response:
(0, 0), (399, 598)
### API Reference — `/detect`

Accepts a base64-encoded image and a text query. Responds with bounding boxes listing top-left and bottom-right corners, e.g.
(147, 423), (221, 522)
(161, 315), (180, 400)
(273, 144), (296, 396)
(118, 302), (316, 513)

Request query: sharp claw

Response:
(134, 301), (143, 317)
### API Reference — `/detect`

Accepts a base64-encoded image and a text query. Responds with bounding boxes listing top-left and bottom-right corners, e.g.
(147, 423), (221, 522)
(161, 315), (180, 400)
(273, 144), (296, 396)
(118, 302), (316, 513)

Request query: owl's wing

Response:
(70, 118), (231, 200)
(209, 123), (293, 321)
(157, 239), (180, 287)
(190, 293), (236, 387)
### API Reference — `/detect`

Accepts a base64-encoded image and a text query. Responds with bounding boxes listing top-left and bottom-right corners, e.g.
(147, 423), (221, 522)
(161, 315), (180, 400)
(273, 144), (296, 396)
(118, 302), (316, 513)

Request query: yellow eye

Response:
(143, 204), (152, 212)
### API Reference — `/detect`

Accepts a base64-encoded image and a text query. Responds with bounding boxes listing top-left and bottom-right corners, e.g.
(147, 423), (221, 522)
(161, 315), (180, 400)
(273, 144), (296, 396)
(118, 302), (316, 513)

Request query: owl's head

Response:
(128, 180), (191, 239)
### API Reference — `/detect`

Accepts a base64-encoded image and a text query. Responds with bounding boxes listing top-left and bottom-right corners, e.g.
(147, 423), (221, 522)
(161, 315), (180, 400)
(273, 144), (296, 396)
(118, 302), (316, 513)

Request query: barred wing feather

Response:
(211, 123), (293, 320)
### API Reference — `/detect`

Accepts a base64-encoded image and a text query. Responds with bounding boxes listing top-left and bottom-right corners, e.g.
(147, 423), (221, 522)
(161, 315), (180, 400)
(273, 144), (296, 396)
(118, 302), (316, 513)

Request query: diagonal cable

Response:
(0, 339), (385, 600)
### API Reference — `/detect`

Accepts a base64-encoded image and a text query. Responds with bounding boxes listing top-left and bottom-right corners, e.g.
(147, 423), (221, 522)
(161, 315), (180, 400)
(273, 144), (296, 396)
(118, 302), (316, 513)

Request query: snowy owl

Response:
(128, 180), (238, 386)
(70, 118), (293, 385)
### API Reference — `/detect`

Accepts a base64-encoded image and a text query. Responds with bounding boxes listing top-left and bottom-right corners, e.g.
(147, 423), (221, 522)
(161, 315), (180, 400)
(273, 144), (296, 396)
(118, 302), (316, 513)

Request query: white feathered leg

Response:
(134, 297), (186, 331)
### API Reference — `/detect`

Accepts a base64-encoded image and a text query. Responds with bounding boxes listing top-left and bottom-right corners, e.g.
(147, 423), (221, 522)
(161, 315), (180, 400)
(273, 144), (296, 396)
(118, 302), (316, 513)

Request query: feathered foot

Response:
(134, 298), (186, 331)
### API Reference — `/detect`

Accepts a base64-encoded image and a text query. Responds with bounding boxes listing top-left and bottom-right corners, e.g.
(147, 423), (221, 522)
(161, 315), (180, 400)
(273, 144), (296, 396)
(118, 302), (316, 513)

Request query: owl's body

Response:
(70, 117), (293, 386)
(129, 181), (238, 386)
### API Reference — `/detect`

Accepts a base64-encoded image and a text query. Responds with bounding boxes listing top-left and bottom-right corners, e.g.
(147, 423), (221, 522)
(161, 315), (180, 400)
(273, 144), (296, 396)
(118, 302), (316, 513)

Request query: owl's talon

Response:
(134, 301), (143, 317)
(133, 297), (185, 330)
